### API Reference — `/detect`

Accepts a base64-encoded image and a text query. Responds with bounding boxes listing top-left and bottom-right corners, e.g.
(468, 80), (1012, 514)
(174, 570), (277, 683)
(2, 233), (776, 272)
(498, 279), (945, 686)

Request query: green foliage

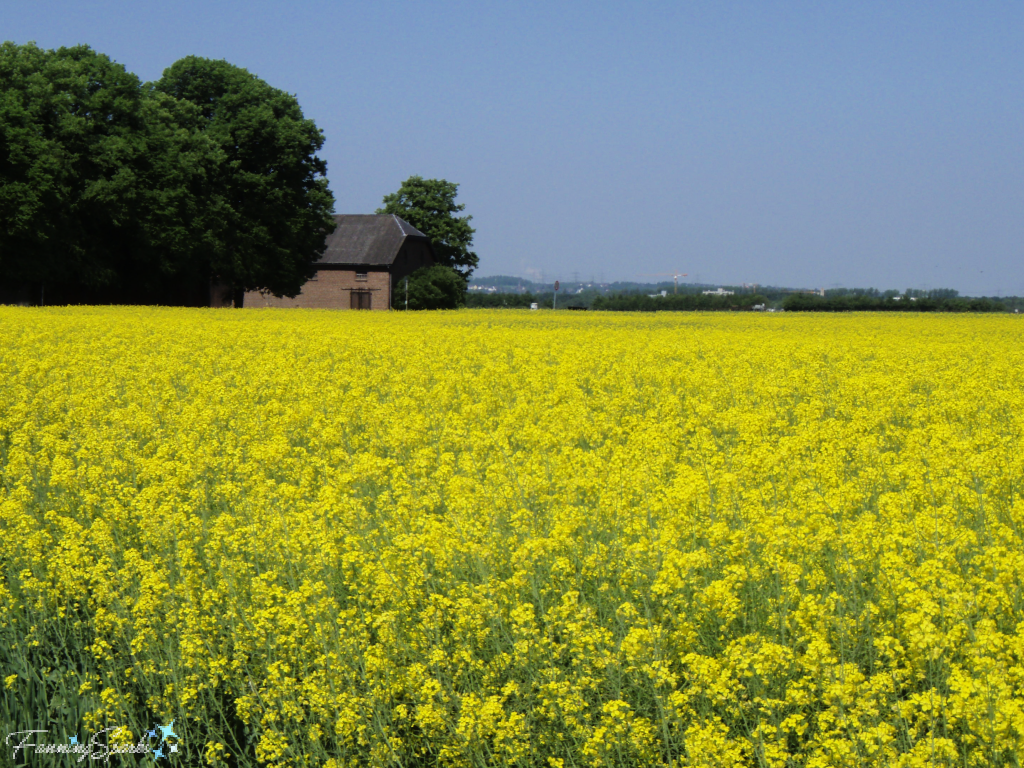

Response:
(0, 43), (334, 303)
(464, 290), (770, 311)
(592, 292), (769, 311)
(0, 42), (220, 296)
(377, 176), (478, 281)
(155, 56), (336, 298)
(398, 265), (466, 310)
(465, 291), (547, 308)
(783, 292), (1005, 312)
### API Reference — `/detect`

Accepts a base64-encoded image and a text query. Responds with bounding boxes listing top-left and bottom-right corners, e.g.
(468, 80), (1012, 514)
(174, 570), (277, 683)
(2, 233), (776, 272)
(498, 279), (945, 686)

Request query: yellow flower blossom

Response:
(0, 307), (1022, 766)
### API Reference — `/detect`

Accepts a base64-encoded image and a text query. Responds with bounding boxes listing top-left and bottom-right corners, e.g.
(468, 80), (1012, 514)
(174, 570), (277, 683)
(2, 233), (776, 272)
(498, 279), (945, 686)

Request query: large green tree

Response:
(0, 42), (220, 301)
(376, 176), (478, 281)
(0, 45), (336, 304)
(155, 57), (336, 301)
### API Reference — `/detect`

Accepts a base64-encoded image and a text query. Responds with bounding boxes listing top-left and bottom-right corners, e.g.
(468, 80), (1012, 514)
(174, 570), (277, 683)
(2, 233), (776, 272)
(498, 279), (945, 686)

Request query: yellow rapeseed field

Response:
(1, 307), (1022, 767)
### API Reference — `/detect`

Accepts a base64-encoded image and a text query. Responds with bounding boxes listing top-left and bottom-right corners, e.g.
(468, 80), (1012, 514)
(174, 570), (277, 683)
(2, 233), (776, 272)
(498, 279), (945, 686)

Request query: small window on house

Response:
(355, 271), (368, 281)
(351, 290), (372, 310)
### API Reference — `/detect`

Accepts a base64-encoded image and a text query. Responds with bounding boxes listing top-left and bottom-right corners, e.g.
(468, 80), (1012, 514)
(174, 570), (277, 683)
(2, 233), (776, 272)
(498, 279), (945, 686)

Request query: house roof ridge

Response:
(391, 214), (428, 240)
(316, 213), (429, 267)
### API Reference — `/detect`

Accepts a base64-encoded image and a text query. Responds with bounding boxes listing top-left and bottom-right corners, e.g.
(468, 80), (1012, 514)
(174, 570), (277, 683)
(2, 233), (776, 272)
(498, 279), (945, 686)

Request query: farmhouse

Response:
(242, 214), (434, 310)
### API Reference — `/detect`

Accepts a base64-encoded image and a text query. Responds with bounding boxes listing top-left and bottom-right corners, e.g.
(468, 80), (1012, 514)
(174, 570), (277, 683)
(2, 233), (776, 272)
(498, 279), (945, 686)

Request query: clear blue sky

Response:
(3, 1), (1021, 294)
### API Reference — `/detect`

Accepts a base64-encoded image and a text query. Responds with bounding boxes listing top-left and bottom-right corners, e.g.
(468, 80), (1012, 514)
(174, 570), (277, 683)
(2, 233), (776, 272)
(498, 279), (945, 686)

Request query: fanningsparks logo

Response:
(6, 721), (181, 763)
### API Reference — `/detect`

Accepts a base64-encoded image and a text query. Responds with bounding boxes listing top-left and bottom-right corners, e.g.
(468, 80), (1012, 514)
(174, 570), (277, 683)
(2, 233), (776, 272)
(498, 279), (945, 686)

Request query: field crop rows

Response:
(1, 308), (1022, 767)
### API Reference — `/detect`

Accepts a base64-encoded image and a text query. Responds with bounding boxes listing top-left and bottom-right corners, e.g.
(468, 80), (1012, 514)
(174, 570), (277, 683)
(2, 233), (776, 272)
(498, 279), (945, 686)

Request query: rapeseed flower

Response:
(0, 307), (1021, 766)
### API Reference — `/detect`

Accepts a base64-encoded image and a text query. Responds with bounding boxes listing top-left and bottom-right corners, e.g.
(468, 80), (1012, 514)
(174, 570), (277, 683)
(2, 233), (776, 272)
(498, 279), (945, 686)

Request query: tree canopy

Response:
(0, 43), (334, 304)
(0, 42), (219, 300)
(376, 176), (478, 282)
(155, 57), (336, 300)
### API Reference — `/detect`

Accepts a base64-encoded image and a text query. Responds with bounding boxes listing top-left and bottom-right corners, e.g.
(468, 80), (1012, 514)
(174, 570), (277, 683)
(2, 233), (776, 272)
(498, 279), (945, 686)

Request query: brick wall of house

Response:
(243, 269), (391, 310)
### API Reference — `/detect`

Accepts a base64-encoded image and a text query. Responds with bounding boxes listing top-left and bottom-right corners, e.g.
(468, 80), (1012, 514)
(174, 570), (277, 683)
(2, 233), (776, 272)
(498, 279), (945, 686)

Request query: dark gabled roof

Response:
(317, 214), (430, 266)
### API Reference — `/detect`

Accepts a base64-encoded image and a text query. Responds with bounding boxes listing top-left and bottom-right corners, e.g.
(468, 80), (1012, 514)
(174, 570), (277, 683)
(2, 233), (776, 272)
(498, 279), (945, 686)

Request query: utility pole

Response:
(554, 280), (559, 310)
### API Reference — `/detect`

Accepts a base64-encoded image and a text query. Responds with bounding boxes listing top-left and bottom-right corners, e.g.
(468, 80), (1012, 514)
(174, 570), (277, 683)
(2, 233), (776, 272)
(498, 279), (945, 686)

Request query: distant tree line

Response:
(783, 293), (1005, 312)
(465, 291), (771, 311)
(592, 292), (769, 311)
(466, 291), (547, 308)
(0, 42), (334, 306)
(466, 283), (1020, 313)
